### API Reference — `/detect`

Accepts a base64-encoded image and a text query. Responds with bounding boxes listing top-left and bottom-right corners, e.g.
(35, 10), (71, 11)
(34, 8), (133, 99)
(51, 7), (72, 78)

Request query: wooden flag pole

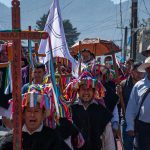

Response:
(28, 26), (33, 84)
(78, 41), (82, 75)
(34, 42), (39, 62)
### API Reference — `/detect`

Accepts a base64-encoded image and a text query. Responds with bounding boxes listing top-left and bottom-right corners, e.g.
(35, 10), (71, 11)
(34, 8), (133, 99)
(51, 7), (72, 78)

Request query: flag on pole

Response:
(115, 54), (125, 76)
(4, 63), (12, 95)
(38, 0), (78, 76)
(127, 36), (131, 46)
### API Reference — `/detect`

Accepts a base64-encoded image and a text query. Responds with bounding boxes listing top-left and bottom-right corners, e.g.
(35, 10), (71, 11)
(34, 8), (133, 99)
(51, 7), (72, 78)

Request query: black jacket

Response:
(104, 81), (119, 113)
(22, 126), (61, 150)
(0, 126), (71, 150)
(121, 76), (134, 109)
(71, 102), (112, 150)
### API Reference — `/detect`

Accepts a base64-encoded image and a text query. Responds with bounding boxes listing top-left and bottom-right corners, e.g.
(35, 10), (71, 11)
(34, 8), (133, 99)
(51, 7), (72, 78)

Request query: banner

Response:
(38, 0), (78, 76)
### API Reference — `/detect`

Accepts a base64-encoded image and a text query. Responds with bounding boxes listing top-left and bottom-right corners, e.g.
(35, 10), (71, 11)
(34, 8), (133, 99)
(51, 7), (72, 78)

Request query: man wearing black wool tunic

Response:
(0, 86), (71, 150)
(64, 71), (116, 150)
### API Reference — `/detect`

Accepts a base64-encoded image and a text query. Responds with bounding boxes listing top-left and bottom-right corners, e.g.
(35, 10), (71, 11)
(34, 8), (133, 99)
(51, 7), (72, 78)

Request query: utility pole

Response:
(123, 26), (128, 61)
(120, 0), (123, 57)
(130, 0), (138, 60)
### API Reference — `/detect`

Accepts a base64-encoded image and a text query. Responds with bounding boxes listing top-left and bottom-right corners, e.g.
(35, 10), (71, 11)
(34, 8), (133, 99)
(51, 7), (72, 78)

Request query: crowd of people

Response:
(0, 43), (150, 150)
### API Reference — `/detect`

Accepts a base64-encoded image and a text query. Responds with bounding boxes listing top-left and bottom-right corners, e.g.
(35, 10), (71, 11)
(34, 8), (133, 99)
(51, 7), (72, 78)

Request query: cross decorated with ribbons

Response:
(0, 0), (48, 149)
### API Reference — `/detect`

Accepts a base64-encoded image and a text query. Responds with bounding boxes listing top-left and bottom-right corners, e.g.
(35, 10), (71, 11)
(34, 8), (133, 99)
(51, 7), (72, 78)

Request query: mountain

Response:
(0, 3), (11, 30)
(0, 0), (150, 44)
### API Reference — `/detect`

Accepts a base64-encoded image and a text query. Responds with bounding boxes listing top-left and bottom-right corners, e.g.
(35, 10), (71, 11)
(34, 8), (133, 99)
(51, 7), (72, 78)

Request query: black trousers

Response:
(136, 120), (150, 150)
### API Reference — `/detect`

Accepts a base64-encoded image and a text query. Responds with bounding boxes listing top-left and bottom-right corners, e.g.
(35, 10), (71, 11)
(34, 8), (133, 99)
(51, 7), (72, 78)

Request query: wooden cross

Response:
(0, 0), (48, 149)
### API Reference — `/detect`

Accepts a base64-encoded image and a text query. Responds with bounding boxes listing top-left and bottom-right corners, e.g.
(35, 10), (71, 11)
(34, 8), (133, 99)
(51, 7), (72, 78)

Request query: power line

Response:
(0, 0), (73, 21)
(138, 8), (150, 16)
(81, 23), (117, 35)
(115, 3), (119, 27)
(62, 0), (74, 11)
(122, 0), (130, 26)
(79, 15), (115, 32)
(142, 0), (150, 17)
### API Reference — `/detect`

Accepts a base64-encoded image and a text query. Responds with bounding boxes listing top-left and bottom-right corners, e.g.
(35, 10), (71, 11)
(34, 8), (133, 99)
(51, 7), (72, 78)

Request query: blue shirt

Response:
(126, 76), (150, 131)
(22, 83), (30, 94)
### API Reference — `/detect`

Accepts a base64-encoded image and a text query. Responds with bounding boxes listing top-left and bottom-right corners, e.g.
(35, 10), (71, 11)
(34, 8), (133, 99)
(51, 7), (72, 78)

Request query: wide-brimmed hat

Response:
(138, 56), (150, 72)
(141, 45), (150, 57)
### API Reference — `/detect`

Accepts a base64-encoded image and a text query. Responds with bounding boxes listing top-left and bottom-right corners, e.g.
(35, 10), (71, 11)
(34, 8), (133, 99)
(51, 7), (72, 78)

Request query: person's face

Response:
(104, 57), (112, 68)
(97, 57), (101, 63)
(92, 65), (108, 80)
(33, 68), (45, 84)
(23, 103), (45, 133)
(105, 61), (112, 69)
(81, 51), (91, 63)
(131, 70), (144, 82)
(125, 62), (133, 74)
(60, 65), (67, 74)
(78, 85), (94, 102)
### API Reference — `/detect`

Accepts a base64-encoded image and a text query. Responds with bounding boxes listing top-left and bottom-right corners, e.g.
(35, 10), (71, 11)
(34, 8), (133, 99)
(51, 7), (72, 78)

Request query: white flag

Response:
(38, 0), (78, 76)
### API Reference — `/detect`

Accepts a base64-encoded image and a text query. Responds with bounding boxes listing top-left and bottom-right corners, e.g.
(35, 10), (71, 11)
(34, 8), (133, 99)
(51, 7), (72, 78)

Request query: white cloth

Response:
(38, 0), (78, 76)
(78, 98), (98, 110)
(22, 123), (43, 135)
(0, 106), (12, 118)
(64, 136), (74, 150)
(102, 123), (116, 150)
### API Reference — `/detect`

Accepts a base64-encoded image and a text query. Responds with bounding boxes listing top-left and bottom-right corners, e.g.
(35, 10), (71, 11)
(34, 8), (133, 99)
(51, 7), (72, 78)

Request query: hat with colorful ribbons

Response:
(63, 71), (105, 103)
(91, 63), (111, 83)
(11, 84), (72, 129)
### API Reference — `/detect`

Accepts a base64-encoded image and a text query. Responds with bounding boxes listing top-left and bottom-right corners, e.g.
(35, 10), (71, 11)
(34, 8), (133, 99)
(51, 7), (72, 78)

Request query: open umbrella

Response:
(70, 38), (121, 56)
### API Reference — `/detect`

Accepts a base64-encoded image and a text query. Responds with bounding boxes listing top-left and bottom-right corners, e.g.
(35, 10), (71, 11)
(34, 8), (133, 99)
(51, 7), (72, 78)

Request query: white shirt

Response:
(22, 123), (43, 135)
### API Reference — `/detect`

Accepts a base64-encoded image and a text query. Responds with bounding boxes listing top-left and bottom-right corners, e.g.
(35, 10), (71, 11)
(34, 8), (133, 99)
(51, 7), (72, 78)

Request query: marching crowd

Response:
(0, 44), (150, 150)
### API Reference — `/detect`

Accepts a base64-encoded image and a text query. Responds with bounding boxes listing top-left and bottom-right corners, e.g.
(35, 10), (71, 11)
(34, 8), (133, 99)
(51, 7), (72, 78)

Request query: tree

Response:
(36, 12), (80, 47)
